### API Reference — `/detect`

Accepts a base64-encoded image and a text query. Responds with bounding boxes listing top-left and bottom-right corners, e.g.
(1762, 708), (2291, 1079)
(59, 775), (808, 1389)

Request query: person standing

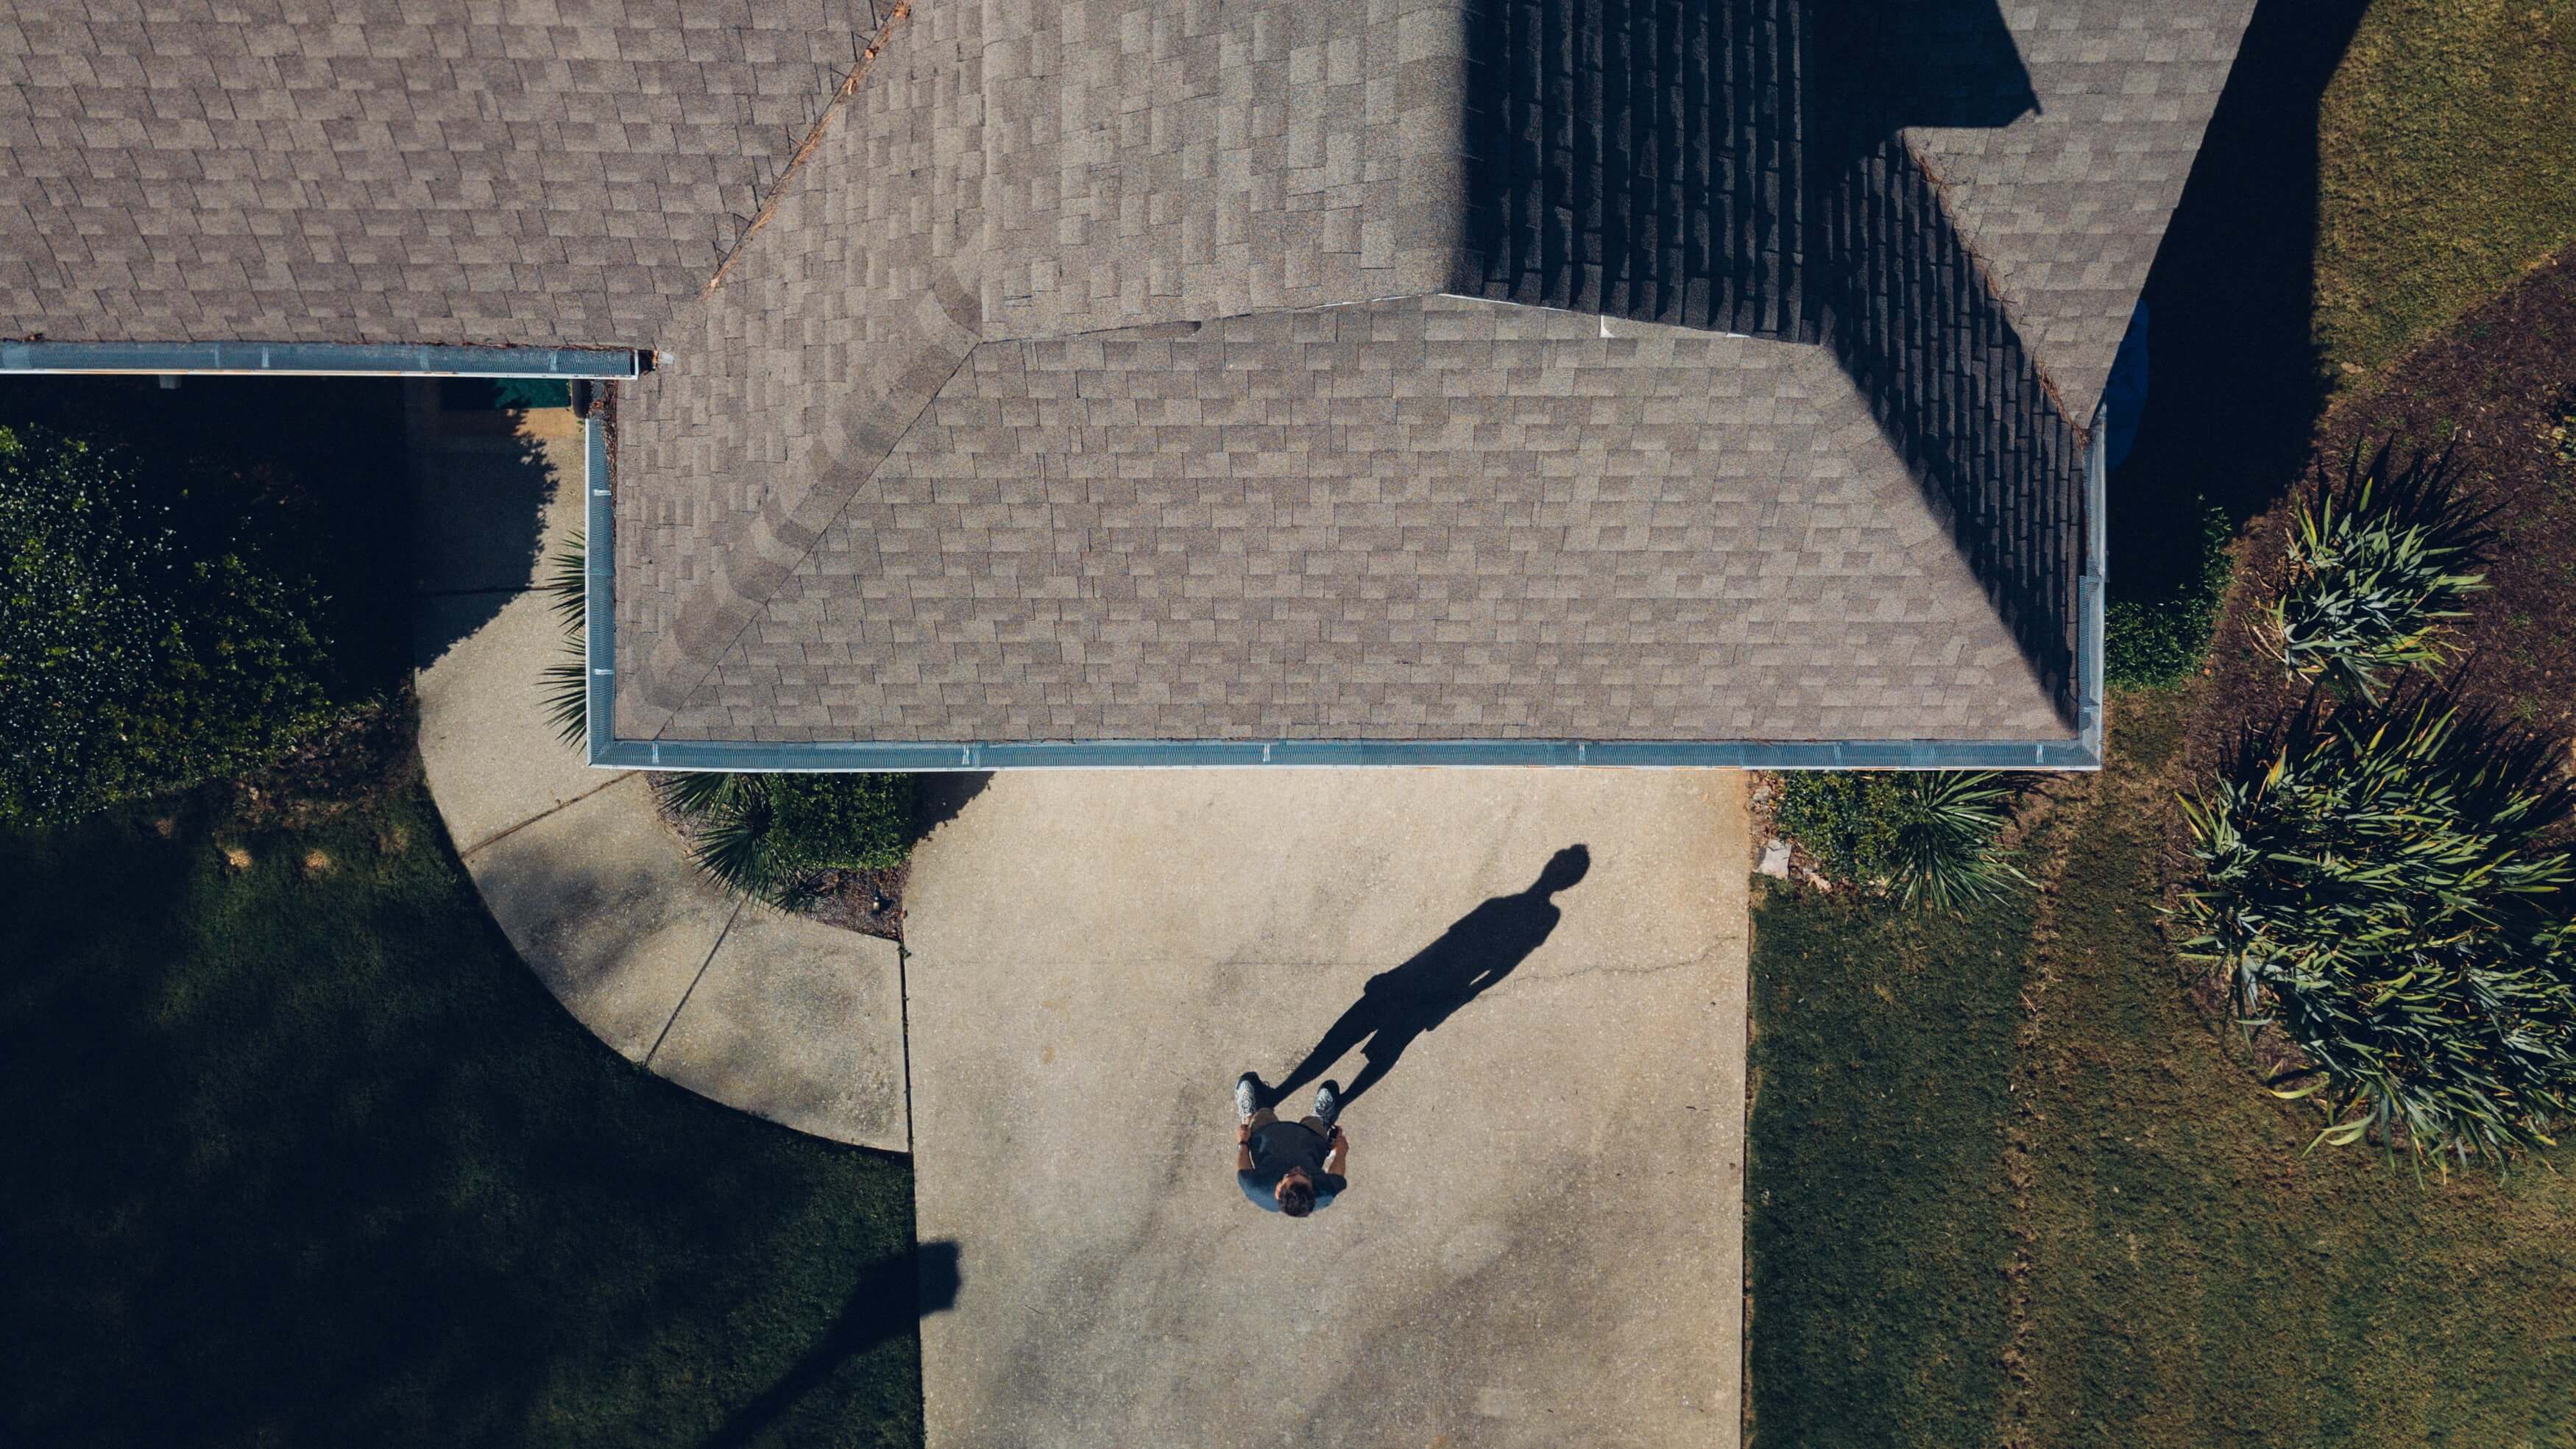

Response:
(1233, 1071), (1345, 1217)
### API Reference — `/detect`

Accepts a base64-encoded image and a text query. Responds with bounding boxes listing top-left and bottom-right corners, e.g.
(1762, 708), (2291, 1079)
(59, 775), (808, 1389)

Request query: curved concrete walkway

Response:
(406, 399), (1753, 1449)
(408, 396), (907, 1152)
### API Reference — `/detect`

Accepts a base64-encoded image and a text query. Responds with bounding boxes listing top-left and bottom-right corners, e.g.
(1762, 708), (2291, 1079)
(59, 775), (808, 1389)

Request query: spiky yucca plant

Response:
(2266, 444), (2495, 701)
(1772, 770), (2028, 911)
(1883, 772), (2030, 911)
(539, 530), (588, 748)
(654, 771), (915, 911)
(2176, 689), (2576, 1165)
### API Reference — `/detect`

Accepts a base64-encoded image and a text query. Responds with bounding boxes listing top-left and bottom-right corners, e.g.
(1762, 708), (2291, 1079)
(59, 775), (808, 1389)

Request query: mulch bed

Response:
(2158, 244), (2576, 1080)
(804, 864), (907, 942)
(2189, 248), (2576, 761)
(643, 779), (908, 943)
(194, 698), (421, 835)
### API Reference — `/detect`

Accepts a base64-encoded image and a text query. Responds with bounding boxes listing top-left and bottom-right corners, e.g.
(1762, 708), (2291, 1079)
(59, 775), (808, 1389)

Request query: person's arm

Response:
(1236, 1121), (1255, 1172)
(1323, 1125), (1348, 1176)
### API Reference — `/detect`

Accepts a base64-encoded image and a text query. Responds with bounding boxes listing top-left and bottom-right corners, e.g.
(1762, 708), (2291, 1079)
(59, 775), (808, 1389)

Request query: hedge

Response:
(0, 423), (336, 823)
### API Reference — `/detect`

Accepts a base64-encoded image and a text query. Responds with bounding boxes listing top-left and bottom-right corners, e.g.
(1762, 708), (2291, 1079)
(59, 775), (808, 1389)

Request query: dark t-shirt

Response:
(1238, 1120), (1346, 1214)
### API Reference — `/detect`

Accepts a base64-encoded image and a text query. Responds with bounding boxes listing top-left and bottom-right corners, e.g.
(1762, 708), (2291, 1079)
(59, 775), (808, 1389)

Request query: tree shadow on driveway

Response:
(1271, 846), (1591, 1108)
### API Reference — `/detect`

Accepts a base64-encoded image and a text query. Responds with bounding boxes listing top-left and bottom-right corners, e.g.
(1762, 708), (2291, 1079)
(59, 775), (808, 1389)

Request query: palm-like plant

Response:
(656, 771), (808, 909)
(2265, 444), (2495, 701)
(654, 771), (914, 911)
(539, 530), (588, 748)
(1772, 770), (2027, 911)
(2176, 688), (2576, 1165)
(1882, 771), (2028, 911)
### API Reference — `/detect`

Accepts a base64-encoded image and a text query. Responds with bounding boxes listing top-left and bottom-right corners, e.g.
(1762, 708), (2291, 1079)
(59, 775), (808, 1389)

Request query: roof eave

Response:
(577, 411), (2108, 774)
(0, 339), (640, 378)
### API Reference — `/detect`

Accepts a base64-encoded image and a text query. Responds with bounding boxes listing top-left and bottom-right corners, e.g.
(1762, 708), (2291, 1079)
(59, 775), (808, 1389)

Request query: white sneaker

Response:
(1313, 1079), (1342, 1127)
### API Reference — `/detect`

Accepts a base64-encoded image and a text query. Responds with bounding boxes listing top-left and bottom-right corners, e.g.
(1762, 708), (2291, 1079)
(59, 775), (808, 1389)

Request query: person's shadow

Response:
(1270, 846), (1590, 1108)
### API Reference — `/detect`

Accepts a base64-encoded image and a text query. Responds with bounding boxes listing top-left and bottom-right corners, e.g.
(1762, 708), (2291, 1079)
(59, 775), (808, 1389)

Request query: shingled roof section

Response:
(618, 0), (1481, 734)
(607, 0), (2268, 753)
(1458, 0), (1813, 339)
(645, 296), (2064, 747)
(615, 0), (985, 734)
(0, 0), (877, 348)
(970, 0), (1471, 339)
(0, 0), (2260, 753)
(1892, 0), (2258, 424)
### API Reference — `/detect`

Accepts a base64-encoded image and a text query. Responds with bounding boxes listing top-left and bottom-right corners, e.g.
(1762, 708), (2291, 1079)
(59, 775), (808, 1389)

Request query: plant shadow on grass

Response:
(2110, 0), (2369, 614)
(1, 785), (924, 1449)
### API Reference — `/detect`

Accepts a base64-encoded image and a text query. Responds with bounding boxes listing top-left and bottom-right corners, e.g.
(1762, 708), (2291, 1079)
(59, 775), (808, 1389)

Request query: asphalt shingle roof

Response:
(639, 296), (2064, 745)
(620, 0), (1481, 730)
(1892, 0), (2260, 424)
(1456, 0), (1814, 337)
(2, 0), (2261, 749)
(0, 0), (877, 347)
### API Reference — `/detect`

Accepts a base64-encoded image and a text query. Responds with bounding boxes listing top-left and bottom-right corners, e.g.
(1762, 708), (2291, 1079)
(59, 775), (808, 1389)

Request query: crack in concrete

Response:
(456, 771), (631, 860)
(643, 892), (751, 1069)
(1455, 952), (1726, 1013)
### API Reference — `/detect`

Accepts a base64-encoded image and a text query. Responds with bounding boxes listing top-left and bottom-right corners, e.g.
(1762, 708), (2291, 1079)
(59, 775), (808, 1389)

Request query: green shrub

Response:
(1771, 770), (2026, 911)
(2266, 443), (2494, 701)
(2176, 689), (2576, 1165)
(2106, 500), (2234, 688)
(0, 424), (336, 823)
(657, 772), (916, 910)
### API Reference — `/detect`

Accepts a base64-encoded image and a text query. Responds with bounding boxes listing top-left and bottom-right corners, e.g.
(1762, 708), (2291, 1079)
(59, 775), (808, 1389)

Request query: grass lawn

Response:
(2011, 698), (2576, 1449)
(1744, 872), (2030, 1448)
(2314, 0), (2576, 387)
(1746, 698), (2576, 1449)
(0, 779), (925, 1449)
(1747, 12), (2576, 1440)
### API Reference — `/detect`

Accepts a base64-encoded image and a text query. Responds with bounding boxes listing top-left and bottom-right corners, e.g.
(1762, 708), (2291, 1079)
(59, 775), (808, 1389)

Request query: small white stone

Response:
(1757, 839), (1792, 879)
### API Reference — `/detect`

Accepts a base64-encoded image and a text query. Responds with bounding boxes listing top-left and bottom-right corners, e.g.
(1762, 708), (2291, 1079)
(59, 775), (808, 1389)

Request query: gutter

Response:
(0, 340), (641, 378)
(579, 400), (2109, 773)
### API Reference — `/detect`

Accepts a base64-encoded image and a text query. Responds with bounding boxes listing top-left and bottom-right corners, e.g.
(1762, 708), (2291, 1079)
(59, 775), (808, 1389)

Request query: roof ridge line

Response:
(642, 324), (976, 743)
(701, 1), (913, 302)
(979, 290), (1449, 345)
(1898, 135), (2088, 440)
(979, 288), (1845, 348)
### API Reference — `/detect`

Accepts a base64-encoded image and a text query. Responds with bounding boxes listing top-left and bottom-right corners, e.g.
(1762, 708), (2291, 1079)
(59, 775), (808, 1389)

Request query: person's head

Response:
(1276, 1167), (1317, 1218)
(1533, 844), (1591, 897)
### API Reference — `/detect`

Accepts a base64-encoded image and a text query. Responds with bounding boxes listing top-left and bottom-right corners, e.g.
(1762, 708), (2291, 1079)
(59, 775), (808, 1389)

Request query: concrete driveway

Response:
(903, 769), (1749, 1449)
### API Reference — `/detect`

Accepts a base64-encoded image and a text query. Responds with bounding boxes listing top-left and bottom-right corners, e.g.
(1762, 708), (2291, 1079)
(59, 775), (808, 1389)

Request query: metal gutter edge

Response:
(591, 735), (2103, 772)
(2074, 399), (2108, 767)
(576, 399), (2112, 776)
(0, 340), (640, 378)
(583, 412), (618, 768)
